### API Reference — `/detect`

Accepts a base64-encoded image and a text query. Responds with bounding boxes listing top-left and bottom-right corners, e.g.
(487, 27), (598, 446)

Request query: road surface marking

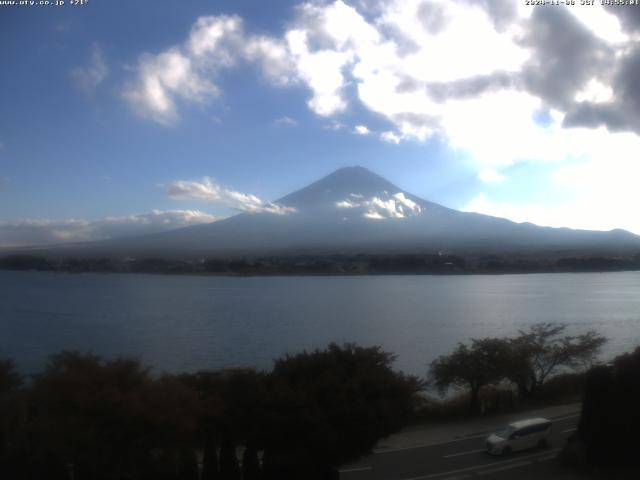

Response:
(553, 413), (580, 421)
(561, 427), (577, 433)
(402, 448), (561, 480)
(536, 453), (558, 461)
(376, 433), (489, 454)
(443, 448), (486, 458)
(339, 466), (372, 473)
(477, 461), (531, 475)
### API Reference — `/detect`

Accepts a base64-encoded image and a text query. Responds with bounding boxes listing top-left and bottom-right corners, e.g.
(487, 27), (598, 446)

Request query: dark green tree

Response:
(177, 448), (199, 480)
(263, 343), (422, 477)
(180, 367), (267, 478)
(0, 359), (22, 395)
(180, 367), (267, 441)
(201, 434), (220, 480)
(571, 346), (640, 467)
(242, 441), (261, 480)
(27, 352), (201, 480)
(430, 338), (513, 413)
(509, 322), (606, 397)
(0, 359), (23, 478)
(219, 434), (240, 480)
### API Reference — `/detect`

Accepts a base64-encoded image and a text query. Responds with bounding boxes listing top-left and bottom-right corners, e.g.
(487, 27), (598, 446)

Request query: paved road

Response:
(340, 413), (579, 480)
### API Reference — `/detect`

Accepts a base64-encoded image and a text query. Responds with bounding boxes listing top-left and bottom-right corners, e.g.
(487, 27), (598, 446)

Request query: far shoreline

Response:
(2, 262), (640, 278)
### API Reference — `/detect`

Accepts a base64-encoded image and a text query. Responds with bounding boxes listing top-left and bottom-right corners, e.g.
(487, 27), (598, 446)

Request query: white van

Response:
(485, 417), (552, 455)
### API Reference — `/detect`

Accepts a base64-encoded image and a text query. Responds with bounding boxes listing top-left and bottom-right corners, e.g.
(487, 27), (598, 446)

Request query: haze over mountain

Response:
(14, 167), (640, 258)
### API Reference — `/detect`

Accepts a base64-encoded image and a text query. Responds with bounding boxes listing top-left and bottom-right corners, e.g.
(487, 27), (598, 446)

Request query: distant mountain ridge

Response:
(12, 166), (640, 258)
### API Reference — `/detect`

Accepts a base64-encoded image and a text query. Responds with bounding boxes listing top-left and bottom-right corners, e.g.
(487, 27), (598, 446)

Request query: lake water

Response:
(1, 270), (640, 376)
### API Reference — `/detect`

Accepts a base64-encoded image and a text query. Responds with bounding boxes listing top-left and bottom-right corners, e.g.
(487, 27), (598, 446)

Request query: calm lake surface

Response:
(1, 270), (640, 376)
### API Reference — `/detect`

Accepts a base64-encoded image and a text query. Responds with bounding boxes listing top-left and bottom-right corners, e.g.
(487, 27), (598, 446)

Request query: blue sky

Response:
(1, 0), (640, 246)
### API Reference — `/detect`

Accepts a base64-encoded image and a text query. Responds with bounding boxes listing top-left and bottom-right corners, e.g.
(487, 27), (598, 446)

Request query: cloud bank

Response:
(0, 210), (218, 248)
(122, 2), (640, 139)
(166, 177), (295, 215)
(122, 15), (294, 125)
(122, 1), (640, 233)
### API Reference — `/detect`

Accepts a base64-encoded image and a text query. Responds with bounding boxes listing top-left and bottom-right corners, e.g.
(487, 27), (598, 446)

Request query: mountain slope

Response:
(20, 166), (640, 257)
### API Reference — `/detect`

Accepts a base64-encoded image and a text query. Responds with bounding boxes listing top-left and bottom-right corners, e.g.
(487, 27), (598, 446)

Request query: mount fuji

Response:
(33, 165), (636, 258)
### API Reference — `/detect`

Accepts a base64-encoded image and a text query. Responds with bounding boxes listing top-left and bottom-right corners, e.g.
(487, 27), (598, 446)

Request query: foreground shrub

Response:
(564, 346), (640, 469)
(0, 344), (422, 480)
(261, 343), (423, 477)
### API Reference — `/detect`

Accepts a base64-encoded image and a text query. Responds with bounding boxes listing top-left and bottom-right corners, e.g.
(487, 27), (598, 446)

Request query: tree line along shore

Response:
(2, 252), (640, 275)
(1, 322), (639, 479)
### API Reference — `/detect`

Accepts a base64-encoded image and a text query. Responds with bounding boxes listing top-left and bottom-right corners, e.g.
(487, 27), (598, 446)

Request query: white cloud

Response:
(71, 43), (108, 93)
(325, 120), (346, 130)
(335, 191), (422, 219)
(464, 124), (640, 234)
(286, 29), (352, 116)
(186, 15), (244, 61)
(464, 193), (576, 231)
(336, 199), (356, 208)
(282, 0), (383, 116)
(122, 14), (299, 125)
(354, 124), (370, 135)
(123, 48), (218, 125)
(166, 177), (295, 215)
(274, 115), (297, 126)
(245, 36), (296, 85)
(574, 78), (614, 103)
(123, 15), (243, 124)
(464, 192), (628, 233)
(122, 1), (635, 141)
(478, 169), (507, 184)
(567, 2), (627, 44)
(393, 192), (420, 211)
(380, 131), (401, 144)
(0, 210), (219, 248)
(377, 1), (528, 82)
(120, 1), (640, 232)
